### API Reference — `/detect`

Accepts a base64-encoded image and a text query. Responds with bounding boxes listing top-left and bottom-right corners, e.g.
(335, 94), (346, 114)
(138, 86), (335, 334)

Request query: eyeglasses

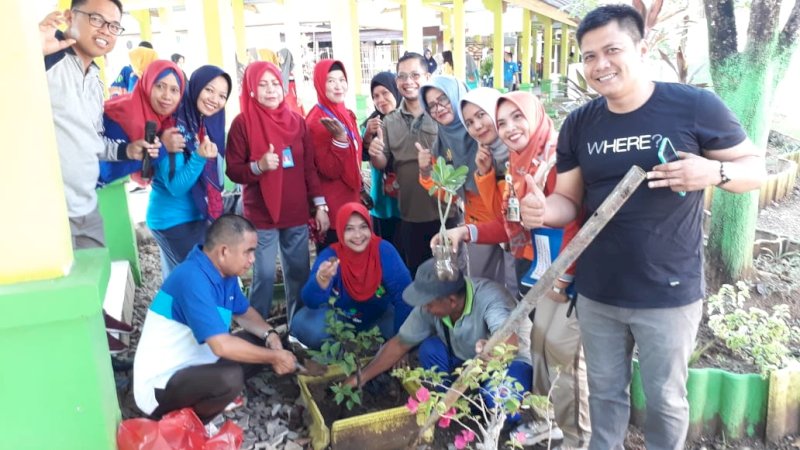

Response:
(426, 95), (451, 113)
(396, 71), (423, 82)
(72, 9), (125, 36)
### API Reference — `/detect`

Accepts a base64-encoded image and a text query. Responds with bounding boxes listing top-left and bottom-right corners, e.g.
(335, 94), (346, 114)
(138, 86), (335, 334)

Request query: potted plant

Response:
(428, 155), (468, 281)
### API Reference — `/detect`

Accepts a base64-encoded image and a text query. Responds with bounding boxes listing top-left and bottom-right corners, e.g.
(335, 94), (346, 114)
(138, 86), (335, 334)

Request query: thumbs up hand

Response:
(368, 126), (385, 159)
(258, 144), (280, 171)
(520, 173), (547, 230)
(197, 135), (218, 159)
(415, 142), (432, 177)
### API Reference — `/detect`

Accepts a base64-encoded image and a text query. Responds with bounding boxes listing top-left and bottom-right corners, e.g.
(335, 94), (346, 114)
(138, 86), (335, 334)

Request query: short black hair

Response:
(205, 214), (256, 250)
(397, 51), (428, 73)
(138, 41), (153, 49)
(72, 0), (123, 14)
(576, 4), (644, 47)
(171, 53), (184, 63)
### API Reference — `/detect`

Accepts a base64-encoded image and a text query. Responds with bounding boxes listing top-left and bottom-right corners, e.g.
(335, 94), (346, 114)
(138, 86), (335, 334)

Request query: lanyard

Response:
(316, 103), (357, 143)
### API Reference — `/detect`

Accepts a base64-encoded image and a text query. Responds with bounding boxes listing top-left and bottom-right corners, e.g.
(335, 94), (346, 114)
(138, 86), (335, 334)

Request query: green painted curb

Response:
(0, 248), (120, 450)
(631, 361), (768, 440)
(97, 179), (142, 285)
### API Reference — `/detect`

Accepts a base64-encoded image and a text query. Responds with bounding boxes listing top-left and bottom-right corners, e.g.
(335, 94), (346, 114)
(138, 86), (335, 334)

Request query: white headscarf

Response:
(458, 87), (508, 176)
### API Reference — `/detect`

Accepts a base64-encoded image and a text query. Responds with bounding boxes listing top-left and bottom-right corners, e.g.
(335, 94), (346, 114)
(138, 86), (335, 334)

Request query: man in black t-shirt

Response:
(519, 5), (765, 450)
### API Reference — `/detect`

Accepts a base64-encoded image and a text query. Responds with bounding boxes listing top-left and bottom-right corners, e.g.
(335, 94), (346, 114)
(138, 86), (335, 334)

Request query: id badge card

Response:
(506, 197), (520, 222)
(281, 147), (295, 168)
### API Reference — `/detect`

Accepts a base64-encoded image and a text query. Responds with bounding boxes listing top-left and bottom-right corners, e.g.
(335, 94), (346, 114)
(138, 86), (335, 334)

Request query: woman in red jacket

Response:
(305, 59), (363, 251)
(225, 62), (329, 326)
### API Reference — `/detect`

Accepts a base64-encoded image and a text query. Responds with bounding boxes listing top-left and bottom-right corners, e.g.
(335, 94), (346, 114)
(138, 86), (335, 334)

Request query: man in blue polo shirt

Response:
(133, 215), (297, 423)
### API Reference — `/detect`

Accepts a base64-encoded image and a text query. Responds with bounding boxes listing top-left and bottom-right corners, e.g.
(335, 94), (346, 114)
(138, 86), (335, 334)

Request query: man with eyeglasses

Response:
(368, 52), (456, 277)
(40, 0), (158, 356)
(40, 0), (157, 251)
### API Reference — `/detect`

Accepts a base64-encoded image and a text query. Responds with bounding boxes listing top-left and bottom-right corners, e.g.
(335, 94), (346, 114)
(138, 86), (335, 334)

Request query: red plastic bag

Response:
(117, 408), (243, 450)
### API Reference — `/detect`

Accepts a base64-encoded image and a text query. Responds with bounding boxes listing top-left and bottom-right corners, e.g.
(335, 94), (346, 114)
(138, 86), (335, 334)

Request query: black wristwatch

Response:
(263, 329), (280, 340)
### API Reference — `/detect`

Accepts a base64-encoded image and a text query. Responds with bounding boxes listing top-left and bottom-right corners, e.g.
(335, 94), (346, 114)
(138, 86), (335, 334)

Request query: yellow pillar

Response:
(521, 9), (531, 84)
(1, 3), (72, 283)
(404, 0), (424, 54)
(330, 0), (359, 109)
(532, 26), (538, 80)
(203, 0), (223, 66)
(560, 27), (570, 78)
(284, 0), (307, 109)
(232, 0), (246, 65)
(158, 7), (177, 55)
(401, 2), (408, 48)
(452, 0), (465, 81)
(541, 15), (553, 82)
(482, 0), (503, 90)
(442, 9), (452, 52)
(130, 9), (152, 42)
(350, 0), (362, 96)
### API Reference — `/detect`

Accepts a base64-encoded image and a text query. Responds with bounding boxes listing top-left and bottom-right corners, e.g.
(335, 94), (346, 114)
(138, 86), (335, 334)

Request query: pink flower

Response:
(437, 407), (456, 428)
(513, 431), (526, 444)
(406, 396), (419, 413)
(454, 429), (476, 449)
(415, 386), (430, 403)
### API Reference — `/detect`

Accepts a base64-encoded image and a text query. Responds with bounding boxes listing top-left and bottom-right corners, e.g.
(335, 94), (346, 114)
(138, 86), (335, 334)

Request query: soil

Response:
(306, 373), (408, 425)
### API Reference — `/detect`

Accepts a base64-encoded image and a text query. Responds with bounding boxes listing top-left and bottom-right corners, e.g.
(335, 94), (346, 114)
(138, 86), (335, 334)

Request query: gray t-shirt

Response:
(398, 278), (531, 364)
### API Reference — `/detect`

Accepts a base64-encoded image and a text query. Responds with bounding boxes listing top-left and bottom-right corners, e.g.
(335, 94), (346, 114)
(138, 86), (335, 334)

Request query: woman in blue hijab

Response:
(146, 65), (232, 279)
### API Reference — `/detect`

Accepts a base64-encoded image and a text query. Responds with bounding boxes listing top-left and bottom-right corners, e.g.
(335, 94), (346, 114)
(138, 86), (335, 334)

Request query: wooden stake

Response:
(409, 165), (647, 448)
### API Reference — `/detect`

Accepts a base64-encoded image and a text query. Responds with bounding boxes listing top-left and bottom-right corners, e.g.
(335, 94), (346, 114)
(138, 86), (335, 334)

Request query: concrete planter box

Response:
(298, 365), (419, 450)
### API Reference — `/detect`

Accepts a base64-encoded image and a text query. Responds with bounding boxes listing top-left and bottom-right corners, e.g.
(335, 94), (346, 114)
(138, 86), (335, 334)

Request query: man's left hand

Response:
(647, 152), (719, 192)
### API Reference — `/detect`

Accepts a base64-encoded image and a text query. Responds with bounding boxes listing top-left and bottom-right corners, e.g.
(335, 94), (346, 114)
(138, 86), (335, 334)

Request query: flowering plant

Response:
(393, 344), (549, 450)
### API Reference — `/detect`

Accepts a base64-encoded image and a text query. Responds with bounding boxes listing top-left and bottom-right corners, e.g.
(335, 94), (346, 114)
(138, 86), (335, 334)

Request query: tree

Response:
(704, 0), (800, 281)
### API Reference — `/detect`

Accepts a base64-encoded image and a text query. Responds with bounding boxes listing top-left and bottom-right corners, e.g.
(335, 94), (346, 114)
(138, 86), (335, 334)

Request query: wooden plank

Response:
(412, 165), (647, 445)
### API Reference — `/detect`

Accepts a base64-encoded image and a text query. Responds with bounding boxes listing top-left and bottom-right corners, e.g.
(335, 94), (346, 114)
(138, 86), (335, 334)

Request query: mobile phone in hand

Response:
(657, 137), (685, 197)
(141, 121), (157, 180)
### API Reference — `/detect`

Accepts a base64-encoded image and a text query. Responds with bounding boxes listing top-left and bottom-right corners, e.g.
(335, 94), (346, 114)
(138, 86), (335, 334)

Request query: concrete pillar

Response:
(521, 8), (531, 85)
(232, 0), (247, 65)
(157, 7), (178, 55)
(452, 0), (466, 81)
(283, 0), (307, 109)
(130, 9), (152, 42)
(186, 0), (240, 124)
(482, 0), (504, 90)
(532, 26), (539, 82)
(403, 0), (424, 55)
(330, 0), (359, 109)
(560, 27), (570, 78)
(442, 9), (452, 52)
(2, 4), (73, 283)
(1, 5), (119, 449)
(541, 14), (553, 82)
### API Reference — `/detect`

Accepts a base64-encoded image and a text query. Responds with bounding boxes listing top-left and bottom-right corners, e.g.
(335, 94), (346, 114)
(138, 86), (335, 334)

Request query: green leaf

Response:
(334, 391), (345, 404)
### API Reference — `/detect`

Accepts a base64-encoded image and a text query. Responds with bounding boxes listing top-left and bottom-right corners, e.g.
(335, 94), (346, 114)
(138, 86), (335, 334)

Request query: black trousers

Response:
(398, 218), (458, 278)
(150, 331), (266, 423)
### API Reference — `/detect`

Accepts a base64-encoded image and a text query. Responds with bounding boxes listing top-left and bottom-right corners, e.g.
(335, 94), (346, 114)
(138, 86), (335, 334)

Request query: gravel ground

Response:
(115, 165), (800, 449)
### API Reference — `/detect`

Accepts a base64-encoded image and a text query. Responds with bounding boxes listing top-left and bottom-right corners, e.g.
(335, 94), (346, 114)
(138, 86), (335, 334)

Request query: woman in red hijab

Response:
(225, 62), (329, 325)
(305, 59), (364, 251)
(291, 202), (412, 350)
(436, 91), (590, 447)
(98, 59), (187, 185)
